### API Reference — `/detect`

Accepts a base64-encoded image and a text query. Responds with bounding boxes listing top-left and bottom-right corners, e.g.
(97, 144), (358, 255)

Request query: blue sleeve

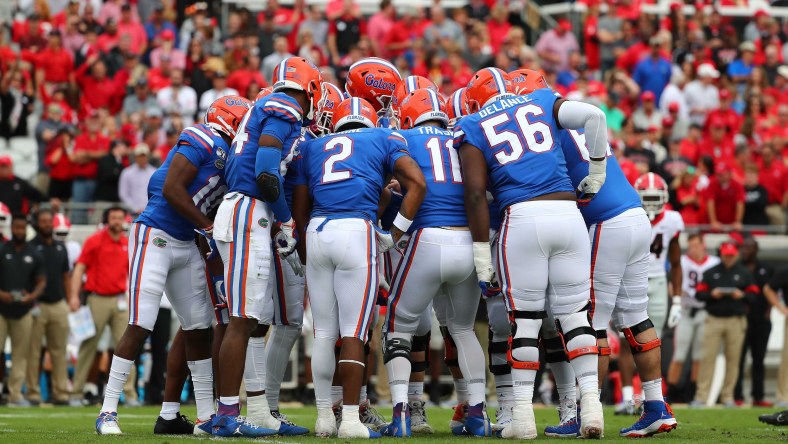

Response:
(386, 131), (410, 174)
(177, 128), (213, 166)
(174, 142), (205, 167)
(291, 153), (307, 186)
(259, 114), (298, 146)
(255, 147), (292, 222)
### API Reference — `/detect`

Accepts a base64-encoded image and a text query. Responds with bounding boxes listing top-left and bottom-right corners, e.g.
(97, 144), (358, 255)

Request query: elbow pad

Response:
(255, 147), (282, 203)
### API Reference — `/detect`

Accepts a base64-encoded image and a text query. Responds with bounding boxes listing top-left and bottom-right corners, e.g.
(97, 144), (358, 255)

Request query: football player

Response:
(291, 97), (426, 438)
(667, 233), (719, 400)
(513, 70), (678, 438)
(345, 57), (402, 128)
(94, 95), (251, 435)
(455, 67), (605, 439)
(211, 57), (322, 437)
(381, 89), (489, 437)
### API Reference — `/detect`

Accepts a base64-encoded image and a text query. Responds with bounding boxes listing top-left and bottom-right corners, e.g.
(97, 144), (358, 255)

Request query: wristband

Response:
(392, 212), (413, 233)
(671, 296), (681, 305)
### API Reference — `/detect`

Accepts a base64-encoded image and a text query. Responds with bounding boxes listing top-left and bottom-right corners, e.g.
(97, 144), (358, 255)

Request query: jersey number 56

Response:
(480, 104), (553, 165)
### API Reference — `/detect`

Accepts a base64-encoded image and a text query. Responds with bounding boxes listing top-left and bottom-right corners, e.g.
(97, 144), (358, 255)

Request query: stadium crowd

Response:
(0, 0), (787, 420)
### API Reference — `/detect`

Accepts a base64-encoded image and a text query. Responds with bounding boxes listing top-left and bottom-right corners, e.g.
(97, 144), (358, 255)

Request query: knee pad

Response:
(557, 309), (598, 360)
(541, 334), (568, 364)
(596, 330), (611, 356)
(411, 333), (430, 372)
(250, 323), (269, 338)
(622, 319), (661, 354)
(383, 336), (412, 364)
(488, 332), (511, 375)
(439, 326), (459, 367)
(508, 310), (545, 370)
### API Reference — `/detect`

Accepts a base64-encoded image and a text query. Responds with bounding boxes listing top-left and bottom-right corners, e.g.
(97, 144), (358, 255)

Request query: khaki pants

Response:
(778, 317), (788, 403)
(0, 312), (34, 402)
(26, 300), (70, 402)
(765, 204), (786, 227)
(695, 315), (747, 405)
(71, 294), (136, 400)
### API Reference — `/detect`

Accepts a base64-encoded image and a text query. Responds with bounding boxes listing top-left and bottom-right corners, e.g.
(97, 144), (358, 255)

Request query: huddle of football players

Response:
(93, 55), (679, 439)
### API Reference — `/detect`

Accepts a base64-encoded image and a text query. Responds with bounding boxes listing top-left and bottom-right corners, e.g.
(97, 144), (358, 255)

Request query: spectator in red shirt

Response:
(73, 54), (120, 117)
(150, 29), (186, 70)
(96, 18), (122, 53)
(15, 14), (48, 51)
(583, 0), (602, 71)
(367, 0), (396, 57)
(674, 170), (703, 225)
(385, 7), (423, 59)
(704, 89), (741, 139)
(147, 55), (175, 93)
(756, 143), (787, 226)
(68, 207), (135, 405)
(71, 112), (111, 224)
(678, 124), (702, 164)
(35, 31), (73, 88)
(51, 0), (80, 30)
(708, 162), (745, 231)
(486, 5), (511, 55)
(117, 4), (147, 55)
(226, 54), (267, 101)
(45, 128), (76, 201)
(702, 118), (736, 165)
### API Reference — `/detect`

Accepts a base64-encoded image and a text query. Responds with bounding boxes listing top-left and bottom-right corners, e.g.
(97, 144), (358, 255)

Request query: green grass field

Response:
(0, 406), (785, 443)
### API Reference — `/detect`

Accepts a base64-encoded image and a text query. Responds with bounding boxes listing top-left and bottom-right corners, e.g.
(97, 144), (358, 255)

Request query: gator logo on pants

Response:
(152, 237), (168, 248)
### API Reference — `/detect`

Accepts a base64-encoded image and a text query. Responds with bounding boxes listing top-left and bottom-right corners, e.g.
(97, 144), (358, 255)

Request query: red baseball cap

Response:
(670, 2), (682, 11)
(719, 242), (739, 256)
(641, 91), (655, 101)
(662, 115), (675, 127)
(709, 117), (726, 129)
(668, 102), (680, 112)
(161, 29), (175, 41)
(557, 19), (572, 32)
(719, 89), (732, 100)
(754, 9), (769, 19)
(0, 155), (11, 167)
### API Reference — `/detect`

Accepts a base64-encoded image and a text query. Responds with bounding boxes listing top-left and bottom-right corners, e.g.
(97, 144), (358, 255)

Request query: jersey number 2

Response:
(322, 136), (353, 183)
(480, 104), (553, 165)
(426, 137), (462, 183)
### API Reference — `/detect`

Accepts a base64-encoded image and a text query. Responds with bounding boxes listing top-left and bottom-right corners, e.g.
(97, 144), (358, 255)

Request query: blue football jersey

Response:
(452, 89), (573, 210)
(284, 130), (314, 208)
(558, 129), (642, 226)
(225, 92), (303, 200)
(399, 126), (466, 230)
(294, 128), (411, 221)
(136, 124), (229, 241)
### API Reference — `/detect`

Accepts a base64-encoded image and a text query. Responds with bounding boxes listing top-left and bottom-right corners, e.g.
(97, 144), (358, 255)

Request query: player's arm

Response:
(764, 283), (788, 315)
(391, 156), (426, 242)
(162, 153), (215, 232)
(291, 184), (312, 261)
(668, 235), (682, 301)
(554, 99), (608, 200)
(68, 263), (86, 311)
(256, 134), (291, 223)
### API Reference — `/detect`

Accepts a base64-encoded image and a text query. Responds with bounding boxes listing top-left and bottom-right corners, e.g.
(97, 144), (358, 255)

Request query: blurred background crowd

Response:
(0, 0), (786, 412)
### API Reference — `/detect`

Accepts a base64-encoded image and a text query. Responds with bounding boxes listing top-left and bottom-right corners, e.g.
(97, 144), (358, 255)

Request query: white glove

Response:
(667, 296), (682, 328)
(373, 225), (396, 254)
(277, 218), (298, 256)
(274, 231), (304, 277)
(473, 242), (500, 297)
(577, 158), (607, 203)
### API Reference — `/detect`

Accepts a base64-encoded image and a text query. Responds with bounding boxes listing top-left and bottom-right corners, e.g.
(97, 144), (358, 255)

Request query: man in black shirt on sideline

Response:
(691, 242), (757, 408)
(26, 209), (71, 405)
(0, 213), (46, 406)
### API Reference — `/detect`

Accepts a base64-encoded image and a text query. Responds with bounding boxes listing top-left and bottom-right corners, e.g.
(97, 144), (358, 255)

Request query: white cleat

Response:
(409, 400), (434, 434)
(492, 400), (514, 432)
(95, 412), (123, 435)
(337, 419), (381, 439)
(315, 409), (338, 438)
(499, 402), (537, 439)
(580, 393), (605, 439)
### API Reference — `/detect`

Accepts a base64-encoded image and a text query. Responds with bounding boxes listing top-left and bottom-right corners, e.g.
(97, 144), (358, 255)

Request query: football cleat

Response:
(449, 402), (468, 431)
(154, 413), (195, 435)
(332, 401), (343, 428)
(270, 410), (310, 435)
(620, 400), (677, 437)
(498, 402), (537, 439)
(96, 411), (122, 435)
(211, 415), (278, 437)
(544, 400), (579, 438)
(316, 408), (338, 438)
(359, 400), (389, 431)
(338, 420), (383, 439)
(193, 415), (214, 435)
(381, 402), (411, 437)
(492, 400), (514, 432)
(759, 409), (788, 426)
(579, 394), (605, 439)
(615, 400), (638, 415)
(460, 403), (492, 437)
(409, 400), (433, 434)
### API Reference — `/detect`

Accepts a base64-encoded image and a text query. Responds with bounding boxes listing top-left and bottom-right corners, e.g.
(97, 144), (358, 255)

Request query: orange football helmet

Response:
(447, 87), (469, 129)
(332, 97), (378, 132)
(313, 82), (345, 136)
(465, 67), (514, 113)
(205, 95), (253, 138)
(634, 173), (669, 221)
(345, 57), (402, 112)
(272, 56), (323, 121)
(392, 75), (439, 110)
(509, 68), (548, 95)
(255, 87), (274, 102)
(399, 89), (449, 130)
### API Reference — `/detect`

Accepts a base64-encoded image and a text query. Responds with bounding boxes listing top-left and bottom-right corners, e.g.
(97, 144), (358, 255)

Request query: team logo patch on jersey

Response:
(214, 159), (225, 169)
(258, 217), (269, 228)
(216, 147), (227, 160)
(152, 237), (168, 248)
